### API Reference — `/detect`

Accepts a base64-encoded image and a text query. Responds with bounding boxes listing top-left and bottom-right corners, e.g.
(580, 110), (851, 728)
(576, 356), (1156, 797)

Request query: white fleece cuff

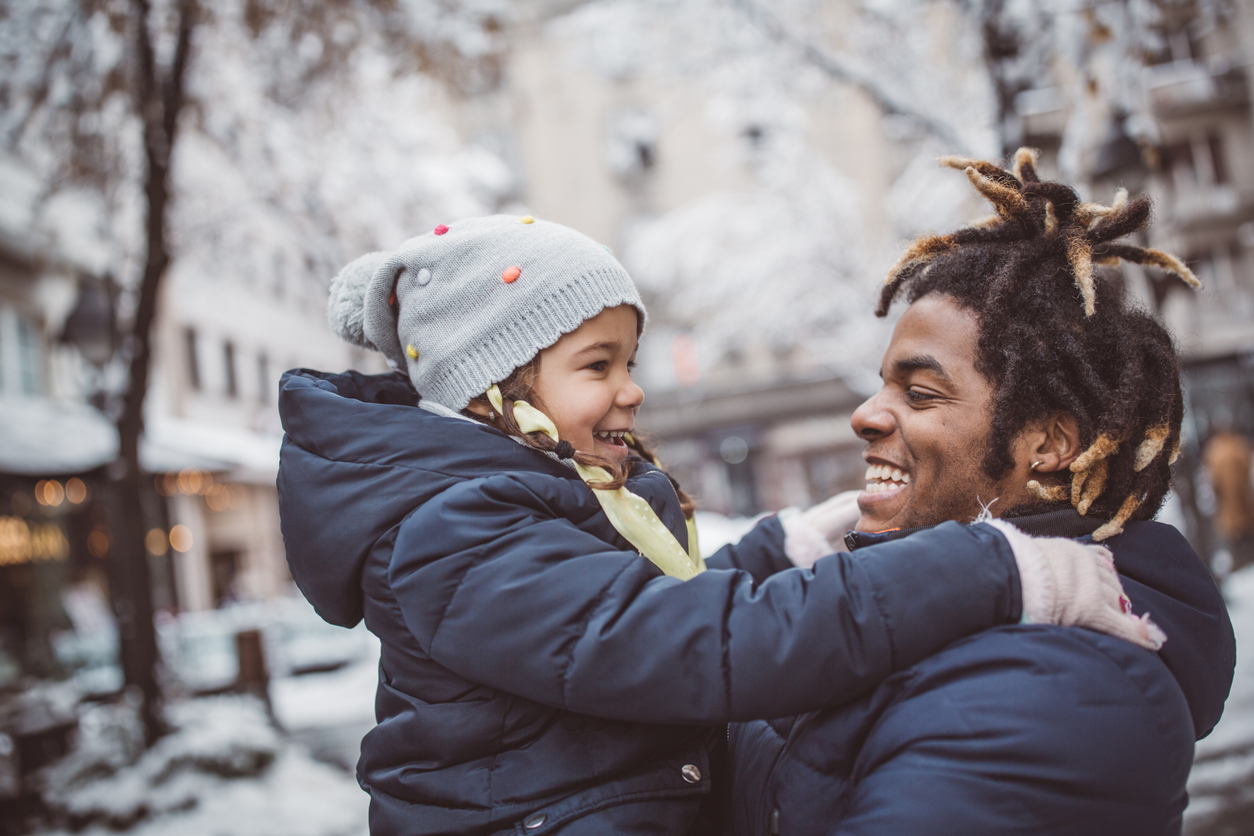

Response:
(779, 507), (836, 570)
(985, 518), (1053, 625)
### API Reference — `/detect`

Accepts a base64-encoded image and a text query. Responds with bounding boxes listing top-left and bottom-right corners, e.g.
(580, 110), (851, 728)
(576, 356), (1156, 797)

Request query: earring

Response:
(1030, 461), (1043, 471)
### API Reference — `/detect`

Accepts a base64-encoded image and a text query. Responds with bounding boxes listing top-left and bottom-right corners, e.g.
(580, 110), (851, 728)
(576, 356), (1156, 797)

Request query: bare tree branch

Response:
(729, 0), (972, 153)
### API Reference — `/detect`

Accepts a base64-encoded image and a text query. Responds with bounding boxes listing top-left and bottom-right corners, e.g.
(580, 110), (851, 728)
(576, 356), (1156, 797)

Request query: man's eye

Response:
(905, 389), (938, 403)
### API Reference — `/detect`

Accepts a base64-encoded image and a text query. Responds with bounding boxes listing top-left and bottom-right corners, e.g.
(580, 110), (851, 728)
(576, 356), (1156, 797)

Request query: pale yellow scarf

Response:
(487, 385), (705, 580)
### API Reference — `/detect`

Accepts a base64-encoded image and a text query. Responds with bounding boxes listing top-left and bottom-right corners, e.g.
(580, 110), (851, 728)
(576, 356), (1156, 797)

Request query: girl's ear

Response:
(464, 398), (491, 418)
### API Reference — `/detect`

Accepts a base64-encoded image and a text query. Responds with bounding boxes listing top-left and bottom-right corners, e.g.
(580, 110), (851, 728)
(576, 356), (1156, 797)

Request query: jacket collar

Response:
(843, 508), (1104, 551)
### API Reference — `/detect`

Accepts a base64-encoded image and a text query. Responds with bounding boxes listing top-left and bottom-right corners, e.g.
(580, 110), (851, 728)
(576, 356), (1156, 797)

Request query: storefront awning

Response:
(0, 397), (117, 475)
(0, 397), (281, 479)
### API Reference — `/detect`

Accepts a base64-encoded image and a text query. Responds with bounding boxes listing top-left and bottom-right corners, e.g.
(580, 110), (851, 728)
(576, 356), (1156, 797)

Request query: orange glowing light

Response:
(169, 524), (193, 553)
(36, 480), (65, 507)
(87, 527), (110, 558)
(145, 528), (169, 556)
(65, 478), (88, 504)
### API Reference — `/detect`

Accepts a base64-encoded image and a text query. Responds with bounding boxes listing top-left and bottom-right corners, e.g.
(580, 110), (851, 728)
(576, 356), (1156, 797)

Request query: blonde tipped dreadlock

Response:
(1012, 147), (1039, 183)
(1027, 480), (1069, 503)
(1134, 425), (1171, 472)
(882, 235), (957, 286)
(1093, 494), (1142, 542)
(964, 167), (1030, 218)
(877, 148), (1200, 540)
(1067, 235), (1098, 316)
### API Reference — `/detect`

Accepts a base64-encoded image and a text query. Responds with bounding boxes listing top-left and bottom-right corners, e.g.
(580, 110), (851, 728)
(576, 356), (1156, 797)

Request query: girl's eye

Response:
(586, 361), (608, 372)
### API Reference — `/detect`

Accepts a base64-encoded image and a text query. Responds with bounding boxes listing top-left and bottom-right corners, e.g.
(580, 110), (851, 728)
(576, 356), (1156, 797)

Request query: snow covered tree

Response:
(0, 0), (512, 743)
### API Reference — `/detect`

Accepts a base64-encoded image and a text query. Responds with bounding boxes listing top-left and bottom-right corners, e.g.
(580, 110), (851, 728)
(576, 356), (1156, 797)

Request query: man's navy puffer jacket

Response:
(277, 369), (1027, 836)
(728, 512), (1236, 836)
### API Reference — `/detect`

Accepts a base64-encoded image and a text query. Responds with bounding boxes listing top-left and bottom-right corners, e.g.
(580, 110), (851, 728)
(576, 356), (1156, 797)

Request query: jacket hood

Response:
(850, 510), (1236, 739)
(276, 368), (577, 628)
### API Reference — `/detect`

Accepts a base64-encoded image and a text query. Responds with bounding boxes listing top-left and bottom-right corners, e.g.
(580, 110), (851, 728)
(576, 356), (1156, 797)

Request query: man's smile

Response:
(858, 458), (912, 525)
(863, 462), (911, 492)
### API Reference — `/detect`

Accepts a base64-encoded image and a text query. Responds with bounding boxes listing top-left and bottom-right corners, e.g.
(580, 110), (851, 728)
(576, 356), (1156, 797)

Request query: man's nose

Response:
(851, 390), (892, 440)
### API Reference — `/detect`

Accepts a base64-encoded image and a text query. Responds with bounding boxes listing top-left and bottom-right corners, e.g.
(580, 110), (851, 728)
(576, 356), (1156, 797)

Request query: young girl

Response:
(277, 215), (1155, 836)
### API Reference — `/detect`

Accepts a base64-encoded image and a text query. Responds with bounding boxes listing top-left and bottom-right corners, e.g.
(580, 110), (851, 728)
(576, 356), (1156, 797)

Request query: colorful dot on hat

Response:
(388, 291), (396, 306)
(502, 266), (521, 283)
(406, 344), (418, 360)
(434, 224), (449, 235)
(520, 215), (535, 224)
(416, 268), (432, 286)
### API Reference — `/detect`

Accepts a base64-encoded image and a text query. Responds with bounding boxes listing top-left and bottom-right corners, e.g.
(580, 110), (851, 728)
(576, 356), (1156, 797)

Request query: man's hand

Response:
(986, 519), (1166, 651)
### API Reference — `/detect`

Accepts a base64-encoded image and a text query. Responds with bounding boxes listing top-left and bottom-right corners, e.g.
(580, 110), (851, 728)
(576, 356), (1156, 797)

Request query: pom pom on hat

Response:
(328, 251), (388, 351)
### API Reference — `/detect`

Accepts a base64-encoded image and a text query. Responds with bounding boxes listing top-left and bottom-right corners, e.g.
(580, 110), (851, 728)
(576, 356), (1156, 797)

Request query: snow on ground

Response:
(1184, 564), (1254, 835)
(270, 637), (379, 732)
(35, 694), (368, 836)
(694, 510), (764, 556)
(29, 536), (1254, 836)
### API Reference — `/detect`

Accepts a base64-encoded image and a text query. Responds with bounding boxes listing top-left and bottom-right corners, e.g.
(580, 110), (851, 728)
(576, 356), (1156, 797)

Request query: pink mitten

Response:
(781, 490), (862, 569)
(986, 519), (1165, 650)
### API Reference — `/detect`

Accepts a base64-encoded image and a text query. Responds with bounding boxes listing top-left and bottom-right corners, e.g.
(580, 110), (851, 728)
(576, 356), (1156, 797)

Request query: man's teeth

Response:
(595, 430), (628, 440)
(864, 464), (910, 492)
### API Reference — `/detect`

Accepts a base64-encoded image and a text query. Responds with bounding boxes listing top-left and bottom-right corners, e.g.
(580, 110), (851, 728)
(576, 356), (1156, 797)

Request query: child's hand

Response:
(985, 519), (1166, 651)
(804, 490), (862, 543)
(781, 490), (862, 569)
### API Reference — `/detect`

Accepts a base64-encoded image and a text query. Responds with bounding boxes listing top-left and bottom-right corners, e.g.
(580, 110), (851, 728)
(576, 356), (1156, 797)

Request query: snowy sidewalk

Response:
(1185, 564), (1254, 835)
(31, 640), (381, 836)
(28, 564), (1253, 836)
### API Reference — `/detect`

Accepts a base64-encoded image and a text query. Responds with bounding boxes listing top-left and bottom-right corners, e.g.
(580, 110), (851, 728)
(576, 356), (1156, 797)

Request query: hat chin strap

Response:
(486, 385), (705, 580)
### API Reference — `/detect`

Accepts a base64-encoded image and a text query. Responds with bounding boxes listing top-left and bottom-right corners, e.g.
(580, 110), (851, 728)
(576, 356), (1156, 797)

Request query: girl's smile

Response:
(532, 305), (643, 462)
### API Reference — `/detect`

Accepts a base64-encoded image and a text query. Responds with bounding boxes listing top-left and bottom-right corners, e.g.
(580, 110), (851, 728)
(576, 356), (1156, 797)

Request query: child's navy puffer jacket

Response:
(277, 369), (1025, 836)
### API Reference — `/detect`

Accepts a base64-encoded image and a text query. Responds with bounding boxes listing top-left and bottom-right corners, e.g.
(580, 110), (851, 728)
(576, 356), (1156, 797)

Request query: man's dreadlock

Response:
(878, 148), (1201, 540)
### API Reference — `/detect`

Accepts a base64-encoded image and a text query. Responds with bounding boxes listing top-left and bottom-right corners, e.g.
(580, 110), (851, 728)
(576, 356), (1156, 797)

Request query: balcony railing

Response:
(1145, 60), (1249, 117)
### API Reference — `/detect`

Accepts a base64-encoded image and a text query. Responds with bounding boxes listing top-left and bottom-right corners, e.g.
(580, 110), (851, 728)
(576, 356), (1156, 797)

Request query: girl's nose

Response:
(619, 379), (645, 411)
(851, 390), (893, 441)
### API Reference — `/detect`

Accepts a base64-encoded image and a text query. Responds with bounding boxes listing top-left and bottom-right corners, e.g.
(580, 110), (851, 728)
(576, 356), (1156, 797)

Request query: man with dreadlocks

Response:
(727, 150), (1236, 836)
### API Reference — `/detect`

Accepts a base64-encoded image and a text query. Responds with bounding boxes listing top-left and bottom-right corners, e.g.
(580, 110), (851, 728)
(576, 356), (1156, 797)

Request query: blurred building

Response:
(145, 243), (377, 612)
(0, 163), (124, 688)
(441, 0), (930, 515)
(6, 2), (1254, 680)
(1007, 2), (1254, 555)
(472, 0), (1254, 522)
(0, 150), (374, 691)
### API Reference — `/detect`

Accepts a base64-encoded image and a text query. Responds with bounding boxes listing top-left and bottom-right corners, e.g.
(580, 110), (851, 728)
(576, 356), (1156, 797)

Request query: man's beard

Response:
(899, 456), (1009, 530)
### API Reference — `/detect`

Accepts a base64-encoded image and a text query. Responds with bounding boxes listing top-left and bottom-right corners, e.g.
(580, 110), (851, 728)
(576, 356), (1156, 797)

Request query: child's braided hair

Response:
(878, 148), (1201, 540)
(464, 358), (697, 517)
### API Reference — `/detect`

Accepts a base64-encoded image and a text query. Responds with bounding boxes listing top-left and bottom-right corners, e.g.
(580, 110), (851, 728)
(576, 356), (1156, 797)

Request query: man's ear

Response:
(1029, 412), (1081, 474)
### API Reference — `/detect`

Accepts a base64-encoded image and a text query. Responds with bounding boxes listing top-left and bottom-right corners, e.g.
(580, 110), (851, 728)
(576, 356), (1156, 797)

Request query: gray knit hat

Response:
(327, 215), (647, 410)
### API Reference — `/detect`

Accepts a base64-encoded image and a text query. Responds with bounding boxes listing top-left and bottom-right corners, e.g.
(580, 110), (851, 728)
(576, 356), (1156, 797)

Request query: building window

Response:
(223, 340), (237, 398)
(184, 327), (201, 391)
(257, 351), (269, 402)
(1166, 132), (1227, 189)
(0, 309), (46, 397)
